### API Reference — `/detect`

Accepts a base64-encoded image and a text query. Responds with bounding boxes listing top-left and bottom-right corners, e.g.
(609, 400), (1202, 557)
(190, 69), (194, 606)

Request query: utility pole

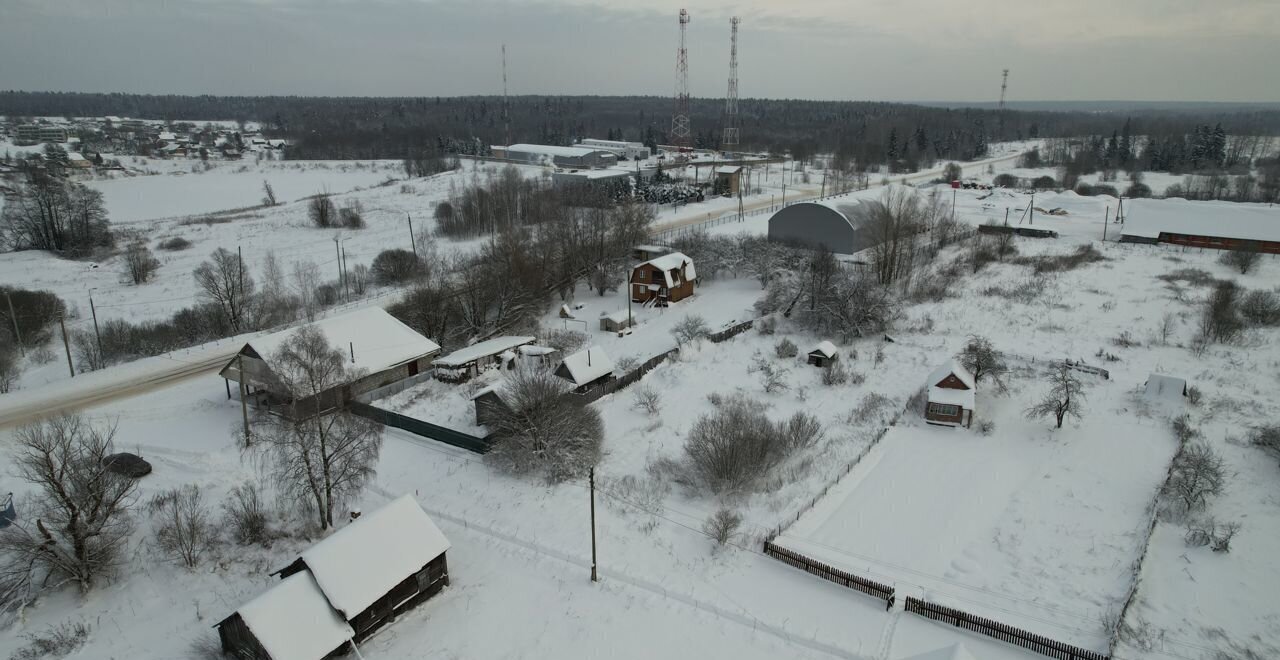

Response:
(341, 246), (350, 299)
(333, 236), (344, 302)
(237, 353), (250, 444)
(59, 315), (74, 378)
(407, 214), (418, 258)
(5, 290), (22, 355)
(1028, 191), (1035, 225)
(952, 187), (957, 222)
(237, 245), (245, 331)
(1004, 207), (1010, 226)
(589, 467), (599, 583)
(88, 289), (102, 361)
(821, 170), (827, 198)
(1104, 205), (1110, 241)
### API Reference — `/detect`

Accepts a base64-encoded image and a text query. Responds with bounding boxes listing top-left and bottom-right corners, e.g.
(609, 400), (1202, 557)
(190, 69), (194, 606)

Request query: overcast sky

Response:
(2, 0), (1278, 102)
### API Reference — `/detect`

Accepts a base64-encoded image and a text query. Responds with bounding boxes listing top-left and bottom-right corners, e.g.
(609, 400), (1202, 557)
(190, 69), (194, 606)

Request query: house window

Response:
(928, 403), (960, 417)
(636, 270), (645, 282)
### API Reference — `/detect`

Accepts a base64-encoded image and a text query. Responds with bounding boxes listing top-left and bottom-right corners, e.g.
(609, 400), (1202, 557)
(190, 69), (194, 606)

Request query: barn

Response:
(216, 495), (450, 659)
(431, 336), (537, 382)
(504, 143), (618, 169)
(807, 341), (838, 367)
(925, 361), (976, 428)
(1119, 198), (1280, 253)
(631, 252), (697, 304)
(767, 200), (869, 255)
(555, 346), (616, 393)
(219, 308), (441, 418)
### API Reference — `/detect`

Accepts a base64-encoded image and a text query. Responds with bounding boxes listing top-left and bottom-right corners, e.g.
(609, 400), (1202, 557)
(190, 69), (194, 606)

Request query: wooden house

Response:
(807, 341), (838, 367)
(219, 308), (441, 418)
(925, 361), (975, 428)
(555, 346), (615, 393)
(273, 495), (449, 645)
(631, 252), (697, 305)
(431, 335), (537, 382)
(216, 570), (356, 660)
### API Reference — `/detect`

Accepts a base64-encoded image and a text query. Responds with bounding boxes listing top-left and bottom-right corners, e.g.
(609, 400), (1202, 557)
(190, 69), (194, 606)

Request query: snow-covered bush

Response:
(149, 485), (216, 568)
(751, 354), (790, 393)
(370, 249), (421, 285)
(1218, 244), (1261, 275)
(123, 241), (160, 285)
(157, 236), (192, 251)
(680, 395), (822, 494)
(1199, 280), (1244, 343)
(543, 327), (588, 356)
(307, 192), (337, 228)
(1239, 289), (1280, 326)
(485, 366), (603, 483)
(633, 384), (661, 415)
(774, 338), (798, 358)
(1250, 425), (1280, 463)
(1163, 443), (1226, 514)
(9, 620), (90, 660)
(755, 315), (777, 335)
(339, 200), (365, 229)
(978, 419), (996, 435)
(0, 343), (20, 393)
(1184, 516), (1241, 553)
(222, 482), (271, 547)
(821, 360), (849, 386)
(703, 508), (742, 547)
(671, 314), (709, 347)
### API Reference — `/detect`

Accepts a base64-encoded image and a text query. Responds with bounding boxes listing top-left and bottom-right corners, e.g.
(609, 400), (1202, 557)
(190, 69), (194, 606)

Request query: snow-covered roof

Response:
(633, 244), (670, 254)
(900, 643), (978, 660)
(508, 144), (606, 158)
(637, 251), (697, 288)
(928, 360), (975, 390)
(602, 309), (632, 323)
(809, 341), (838, 359)
(558, 346), (614, 386)
(433, 336), (536, 367)
(246, 307), (440, 377)
(470, 383), (502, 400)
(301, 495), (450, 620)
(578, 138), (644, 149)
(927, 361), (976, 410)
(1122, 198), (1280, 243)
(716, 165), (743, 174)
(1144, 373), (1186, 402)
(519, 345), (558, 356)
(65, 152), (87, 162)
(236, 571), (353, 660)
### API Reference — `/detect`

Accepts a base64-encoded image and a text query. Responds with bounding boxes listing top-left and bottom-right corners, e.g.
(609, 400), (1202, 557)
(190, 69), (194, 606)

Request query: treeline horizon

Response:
(3, 91), (1278, 170)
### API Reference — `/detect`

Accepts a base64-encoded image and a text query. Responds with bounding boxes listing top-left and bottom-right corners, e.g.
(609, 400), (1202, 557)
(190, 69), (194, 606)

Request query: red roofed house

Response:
(925, 361), (975, 428)
(631, 252), (697, 305)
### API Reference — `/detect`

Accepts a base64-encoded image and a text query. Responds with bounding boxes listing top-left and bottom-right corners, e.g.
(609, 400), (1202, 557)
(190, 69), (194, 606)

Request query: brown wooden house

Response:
(631, 252), (697, 305)
(217, 495), (451, 659)
(925, 361), (975, 428)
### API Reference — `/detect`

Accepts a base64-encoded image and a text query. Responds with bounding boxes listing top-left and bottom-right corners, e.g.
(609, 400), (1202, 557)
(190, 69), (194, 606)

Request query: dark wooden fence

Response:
(903, 597), (1109, 660)
(573, 347), (680, 404)
(349, 401), (493, 454)
(707, 319), (754, 343)
(762, 541), (895, 610)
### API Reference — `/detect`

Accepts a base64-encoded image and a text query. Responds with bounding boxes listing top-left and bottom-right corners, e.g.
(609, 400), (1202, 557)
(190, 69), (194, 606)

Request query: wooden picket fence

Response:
(903, 596), (1109, 660)
(762, 541), (895, 609)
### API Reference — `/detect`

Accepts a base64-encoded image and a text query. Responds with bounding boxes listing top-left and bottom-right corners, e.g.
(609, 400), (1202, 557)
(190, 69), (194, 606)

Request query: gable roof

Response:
(1121, 198), (1280, 243)
(558, 346), (615, 386)
(301, 495), (450, 620)
(242, 307), (440, 377)
(809, 341), (838, 359)
(636, 251), (697, 288)
(1144, 373), (1187, 402)
(236, 571), (353, 660)
(716, 165), (743, 174)
(432, 336), (537, 368)
(928, 360), (975, 390)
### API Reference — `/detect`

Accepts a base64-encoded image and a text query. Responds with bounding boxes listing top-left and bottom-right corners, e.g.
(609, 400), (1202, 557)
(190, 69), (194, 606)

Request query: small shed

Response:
(925, 361), (975, 428)
(1143, 373), (1187, 403)
(555, 346), (616, 393)
(715, 165), (743, 195)
(432, 335), (537, 382)
(471, 384), (508, 427)
(272, 495), (450, 642)
(216, 570), (355, 660)
(807, 341), (839, 367)
(600, 309), (635, 333)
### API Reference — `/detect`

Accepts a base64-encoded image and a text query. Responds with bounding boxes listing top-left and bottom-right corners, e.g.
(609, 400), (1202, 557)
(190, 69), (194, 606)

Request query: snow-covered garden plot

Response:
(377, 375), (492, 436)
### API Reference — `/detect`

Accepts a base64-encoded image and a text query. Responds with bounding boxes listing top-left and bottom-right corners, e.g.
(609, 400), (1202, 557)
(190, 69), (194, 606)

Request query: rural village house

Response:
(219, 308), (441, 418)
(630, 252), (697, 305)
(555, 346), (616, 393)
(217, 495), (451, 659)
(925, 361), (976, 428)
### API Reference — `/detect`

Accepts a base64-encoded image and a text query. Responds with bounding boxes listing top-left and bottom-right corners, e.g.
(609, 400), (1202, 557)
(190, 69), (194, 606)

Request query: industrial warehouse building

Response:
(1119, 198), (1280, 254)
(575, 138), (651, 160)
(767, 199), (871, 255)
(497, 143), (618, 169)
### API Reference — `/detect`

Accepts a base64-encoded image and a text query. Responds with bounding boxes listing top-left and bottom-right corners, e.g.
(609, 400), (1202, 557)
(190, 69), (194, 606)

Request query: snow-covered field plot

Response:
(85, 158), (404, 221)
(378, 376), (490, 435)
(776, 411), (1176, 651)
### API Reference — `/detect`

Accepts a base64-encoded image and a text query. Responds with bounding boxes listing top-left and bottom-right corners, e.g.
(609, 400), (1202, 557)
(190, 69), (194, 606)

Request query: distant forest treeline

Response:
(3, 92), (1279, 171)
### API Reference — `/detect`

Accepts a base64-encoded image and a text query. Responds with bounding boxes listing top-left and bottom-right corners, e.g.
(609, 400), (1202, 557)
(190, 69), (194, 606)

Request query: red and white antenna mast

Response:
(722, 16), (741, 150)
(671, 9), (692, 153)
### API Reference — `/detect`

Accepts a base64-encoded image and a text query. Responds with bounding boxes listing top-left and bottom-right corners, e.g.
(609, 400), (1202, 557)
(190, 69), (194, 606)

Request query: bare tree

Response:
(193, 247), (255, 332)
(1025, 362), (1087, 429)
(957, 335), (1008, 390)
(291, 259), (321, 321)
(123, 242), (160, 285)
(750, 354), (790, 393)
(0, 415), (136, 607)
(222, 482), (270, 546)
(1199, 280), (1243, 343)
(261, 180), (277, 207)
(633, 384), (662, 415)
(308, 192), (337, 228)
(149, 485), (215, 568)
(1164, 442), (1226, 513)
(1, 175), (113, 254)
(671, 314), (710, 347)
(852, 188), (924, 286)
(485, 366), (603, 482)
(259, 327), (382, 530)
(703, 508), (742, 547)
(1184, 516), (1241, 552)
(0, 343), (21, 393)
(1157, 312), (1177, 345)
